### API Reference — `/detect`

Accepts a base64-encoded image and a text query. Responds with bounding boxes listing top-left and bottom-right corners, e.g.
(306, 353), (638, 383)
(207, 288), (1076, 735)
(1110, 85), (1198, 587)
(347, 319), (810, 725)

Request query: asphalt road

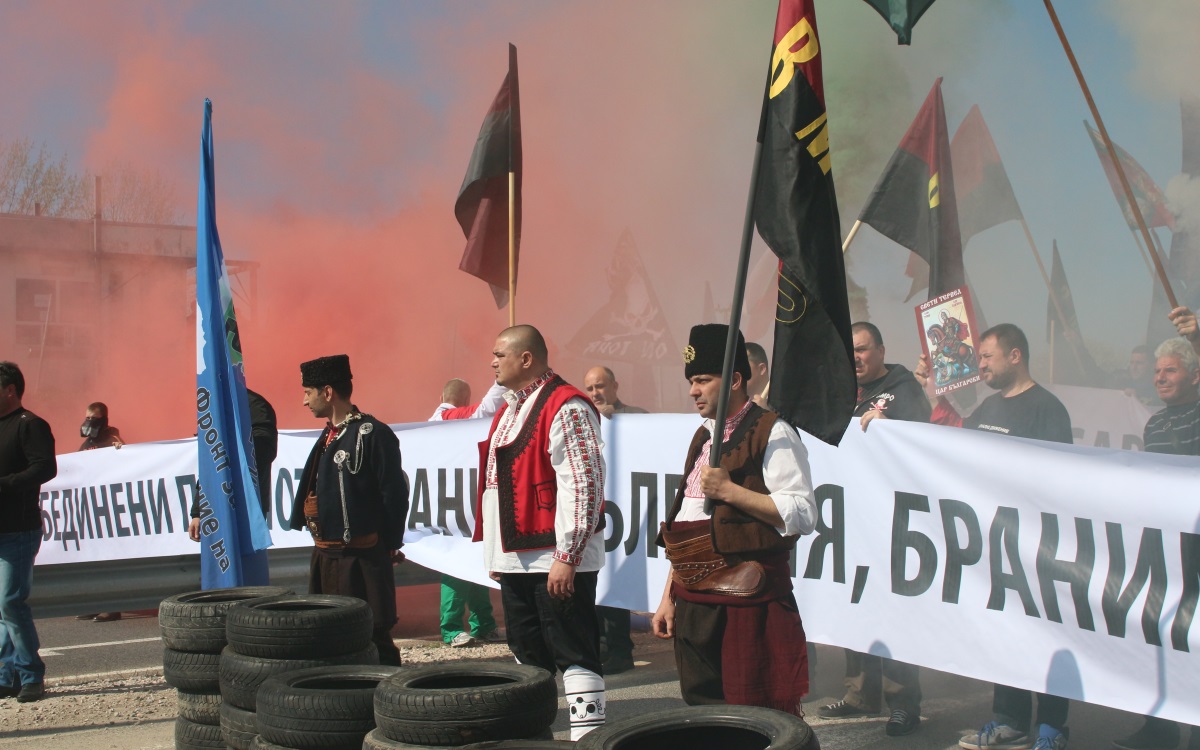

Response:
(29, 582), (1154, 749)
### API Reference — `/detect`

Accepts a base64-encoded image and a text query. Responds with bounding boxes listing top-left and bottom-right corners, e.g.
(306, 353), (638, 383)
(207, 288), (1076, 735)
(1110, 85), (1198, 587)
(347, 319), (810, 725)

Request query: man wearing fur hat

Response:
(474, 325), (607, 740)
(292, 355), (408, 665)
(651, 324), (818, 716)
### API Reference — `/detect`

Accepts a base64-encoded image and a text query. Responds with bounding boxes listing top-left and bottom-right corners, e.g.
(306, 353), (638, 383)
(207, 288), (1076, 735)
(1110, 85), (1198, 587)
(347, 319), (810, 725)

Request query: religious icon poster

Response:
(914, 286), (981, 396)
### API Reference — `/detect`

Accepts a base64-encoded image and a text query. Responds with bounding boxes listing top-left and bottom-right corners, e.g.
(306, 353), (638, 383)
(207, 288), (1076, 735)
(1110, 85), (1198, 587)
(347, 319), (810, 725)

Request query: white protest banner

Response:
(38, 413), (1199, 725)
(1050, 384), (1153, 451)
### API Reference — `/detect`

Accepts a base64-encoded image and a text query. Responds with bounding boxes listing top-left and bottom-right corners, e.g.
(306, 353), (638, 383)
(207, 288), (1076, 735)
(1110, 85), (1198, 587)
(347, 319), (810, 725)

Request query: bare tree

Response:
(0, 137), (185, 224)
(0, 137), (90, 217)
(87, 162), (185, 225)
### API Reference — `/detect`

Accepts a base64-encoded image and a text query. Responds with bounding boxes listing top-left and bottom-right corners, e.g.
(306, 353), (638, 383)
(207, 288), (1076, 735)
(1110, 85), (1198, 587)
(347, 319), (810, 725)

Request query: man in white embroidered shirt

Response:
(471, 325), (607, 740)
(651, 323), (818, 716)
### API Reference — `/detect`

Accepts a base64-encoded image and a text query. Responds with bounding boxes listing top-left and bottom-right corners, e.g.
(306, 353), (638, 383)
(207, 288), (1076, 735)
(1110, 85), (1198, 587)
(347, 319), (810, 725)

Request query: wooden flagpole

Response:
(842, 219), (862, 253)
(1129, 230), (1157, 279)
(1148, 229), (1175, 286)
(508, 171), (516, 327)
(1044, 0), (1177, 308)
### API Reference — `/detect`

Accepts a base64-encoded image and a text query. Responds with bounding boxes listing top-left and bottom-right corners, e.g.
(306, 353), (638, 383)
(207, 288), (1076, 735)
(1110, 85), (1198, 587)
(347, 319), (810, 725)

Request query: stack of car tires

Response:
(223, 594), (385, 750)
(160, 586), (293, 750)
(366, 663), (560, 749)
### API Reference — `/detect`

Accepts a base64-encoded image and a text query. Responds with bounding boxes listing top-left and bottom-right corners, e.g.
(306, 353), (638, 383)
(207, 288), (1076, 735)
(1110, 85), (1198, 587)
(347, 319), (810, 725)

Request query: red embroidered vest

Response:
(472, 376), (599, 552)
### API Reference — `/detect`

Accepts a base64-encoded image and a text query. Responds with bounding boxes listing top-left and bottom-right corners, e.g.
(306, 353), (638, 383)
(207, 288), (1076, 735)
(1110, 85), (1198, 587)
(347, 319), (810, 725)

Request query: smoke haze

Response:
(0, 1), (1196, 441)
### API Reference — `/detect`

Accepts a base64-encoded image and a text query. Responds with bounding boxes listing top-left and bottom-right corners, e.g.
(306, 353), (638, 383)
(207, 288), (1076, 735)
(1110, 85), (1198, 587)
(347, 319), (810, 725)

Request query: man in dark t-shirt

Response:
(917, 324), (1073, 750)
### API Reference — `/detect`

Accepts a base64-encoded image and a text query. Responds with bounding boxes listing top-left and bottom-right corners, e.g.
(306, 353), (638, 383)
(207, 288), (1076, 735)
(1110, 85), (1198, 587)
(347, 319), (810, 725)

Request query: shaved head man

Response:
(478, 325), (608, 739)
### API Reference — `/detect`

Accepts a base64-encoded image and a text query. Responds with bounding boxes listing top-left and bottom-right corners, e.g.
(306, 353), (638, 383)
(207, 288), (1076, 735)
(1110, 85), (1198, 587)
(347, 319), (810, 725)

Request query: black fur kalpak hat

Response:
(684, 324), (751, 382)
(300, 355), (353, 388)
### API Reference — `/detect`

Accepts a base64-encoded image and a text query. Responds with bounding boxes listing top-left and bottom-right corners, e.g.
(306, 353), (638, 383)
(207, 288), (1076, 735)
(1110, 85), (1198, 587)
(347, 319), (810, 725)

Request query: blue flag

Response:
(195, 98), (272, 589)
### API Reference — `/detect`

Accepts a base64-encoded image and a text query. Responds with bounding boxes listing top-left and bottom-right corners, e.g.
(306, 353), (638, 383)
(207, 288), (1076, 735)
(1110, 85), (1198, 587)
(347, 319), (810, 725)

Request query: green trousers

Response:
(439, 575), (497, 642)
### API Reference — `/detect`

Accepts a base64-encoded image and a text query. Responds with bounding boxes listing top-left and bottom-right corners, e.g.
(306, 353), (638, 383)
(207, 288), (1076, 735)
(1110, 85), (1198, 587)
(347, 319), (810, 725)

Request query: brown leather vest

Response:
(658, 403), (798, 555)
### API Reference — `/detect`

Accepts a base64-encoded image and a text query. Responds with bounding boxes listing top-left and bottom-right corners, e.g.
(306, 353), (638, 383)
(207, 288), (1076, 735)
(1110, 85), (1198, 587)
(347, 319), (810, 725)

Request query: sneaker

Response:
(0, 676), (18, 699)
(819, 699), (877, 718)
(1032, 725), (1068, 750)
(449, 632), (474, 648)
(886, 709), (921, 737)
(959, 722), (1032, 750)
(1114, 718), (1181, 750)
(16, 683), (44, 703)
(479, 630), (506, 644)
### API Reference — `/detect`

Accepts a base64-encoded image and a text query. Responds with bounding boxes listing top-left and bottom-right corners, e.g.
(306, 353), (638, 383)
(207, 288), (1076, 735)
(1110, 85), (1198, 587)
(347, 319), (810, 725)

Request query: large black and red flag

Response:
(455, 44), (521, 307)
(951, 104), (1023, 245)
(859, 78), (964, 301)
(897, 103), (1020, 303)
(752, 0), (855, 446)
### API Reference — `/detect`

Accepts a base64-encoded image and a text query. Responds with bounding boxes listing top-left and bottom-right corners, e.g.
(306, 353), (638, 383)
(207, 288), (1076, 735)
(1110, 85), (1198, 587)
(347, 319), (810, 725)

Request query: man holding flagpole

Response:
(652, 324), (817, 715)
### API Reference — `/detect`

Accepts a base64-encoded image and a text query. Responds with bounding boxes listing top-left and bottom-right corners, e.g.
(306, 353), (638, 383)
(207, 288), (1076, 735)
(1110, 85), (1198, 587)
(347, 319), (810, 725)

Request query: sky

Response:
(1, 0), (1197, 437)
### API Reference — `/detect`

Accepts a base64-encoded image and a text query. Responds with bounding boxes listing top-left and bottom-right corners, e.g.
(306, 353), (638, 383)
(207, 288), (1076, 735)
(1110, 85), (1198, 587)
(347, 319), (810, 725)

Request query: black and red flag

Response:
(859, 78), (964, 301)
(455, 44), (521, 307)
(951, 104), (1023, 245)
(752, 0), (855, 446)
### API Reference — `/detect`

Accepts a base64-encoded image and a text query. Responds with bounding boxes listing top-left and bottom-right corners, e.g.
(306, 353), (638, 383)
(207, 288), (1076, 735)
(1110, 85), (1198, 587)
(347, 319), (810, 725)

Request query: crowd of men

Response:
(2, 308), (1196, 748)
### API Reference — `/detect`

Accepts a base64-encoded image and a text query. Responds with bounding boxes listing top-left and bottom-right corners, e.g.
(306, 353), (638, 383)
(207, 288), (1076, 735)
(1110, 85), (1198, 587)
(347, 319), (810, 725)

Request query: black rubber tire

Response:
(164, 648), (222, 692)
(177, 688), (222, 725)
(462, 742), (577, 749)
(373, 663), (557, 746)
(226, 595), (373, 659)
(160, 586), (293, 654)
(220, 643), (379, 710)
(175, 716), (226, 750)
(255, 665), (400, 750)
(574, 705), (819, 750)
(220, 701), (259, 750)
(363, 730), (574, 750)
(361, 729), (449, 750)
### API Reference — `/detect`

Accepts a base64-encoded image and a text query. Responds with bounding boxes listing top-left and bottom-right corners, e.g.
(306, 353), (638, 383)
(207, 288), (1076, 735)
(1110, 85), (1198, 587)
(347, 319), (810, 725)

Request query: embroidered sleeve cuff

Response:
(553, 549), (582, 566)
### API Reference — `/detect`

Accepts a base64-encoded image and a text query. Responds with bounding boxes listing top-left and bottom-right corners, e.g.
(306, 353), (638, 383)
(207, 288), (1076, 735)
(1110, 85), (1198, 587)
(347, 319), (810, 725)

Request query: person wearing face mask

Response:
(77, 403), (123, 451)
(75, 402), (124, 622)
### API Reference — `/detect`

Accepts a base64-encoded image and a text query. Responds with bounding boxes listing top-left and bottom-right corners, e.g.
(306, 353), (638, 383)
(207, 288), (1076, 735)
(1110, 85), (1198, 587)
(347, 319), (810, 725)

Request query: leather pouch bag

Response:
(660, 522), (766, 597)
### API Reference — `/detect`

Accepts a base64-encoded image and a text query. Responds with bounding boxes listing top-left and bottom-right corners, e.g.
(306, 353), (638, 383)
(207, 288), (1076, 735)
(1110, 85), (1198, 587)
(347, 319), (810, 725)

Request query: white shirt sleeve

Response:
(763, 421), (818, 536)
(470, 381), (507, 421)
(547, 396), (606, 566)
(427, 403), (453, 421)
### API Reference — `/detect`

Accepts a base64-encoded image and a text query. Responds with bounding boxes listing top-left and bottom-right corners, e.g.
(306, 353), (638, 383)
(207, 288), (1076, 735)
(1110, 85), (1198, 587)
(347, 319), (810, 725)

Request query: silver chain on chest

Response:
(330, 415), (370, 543)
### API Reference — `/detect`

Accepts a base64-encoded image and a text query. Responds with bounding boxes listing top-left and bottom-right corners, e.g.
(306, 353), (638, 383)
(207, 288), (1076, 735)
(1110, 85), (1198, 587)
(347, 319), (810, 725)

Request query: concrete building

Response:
(0, 211), (257, 443)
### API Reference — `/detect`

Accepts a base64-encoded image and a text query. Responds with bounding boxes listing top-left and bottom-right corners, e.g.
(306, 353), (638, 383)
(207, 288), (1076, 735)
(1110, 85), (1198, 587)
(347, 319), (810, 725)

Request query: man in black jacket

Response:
(0, 362), (56, 703)
(820, 322), (929, 736)
(290, 355), (408, 665)
(852, 322), (932, 429)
